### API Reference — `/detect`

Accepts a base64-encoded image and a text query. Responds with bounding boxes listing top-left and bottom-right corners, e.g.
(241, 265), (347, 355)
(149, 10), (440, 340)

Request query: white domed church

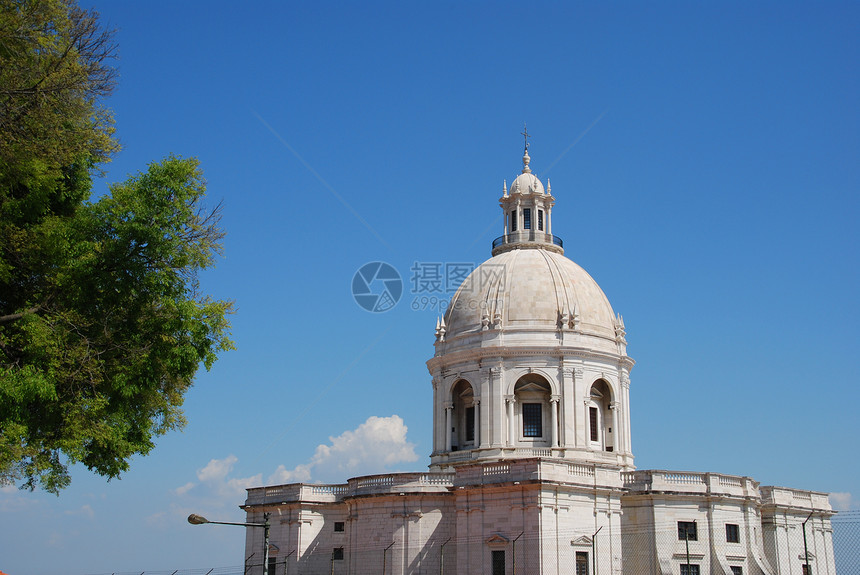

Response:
(241, 143), (835, 575)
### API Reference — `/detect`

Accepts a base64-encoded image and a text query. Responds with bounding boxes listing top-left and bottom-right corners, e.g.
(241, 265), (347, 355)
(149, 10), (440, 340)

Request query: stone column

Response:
(444, 402), (453, 452)
(473, 398), (480, 447)
(610, 401), (619, 452)
(506, 396), (516, 447)
(481, 369), (494, 449)
(560, 366), (573, 448)
(583, 398), (593, 451)
(575, 367), (586, 447)
(621, 374), (631, 457)
(550, 396), (560, 448)
(432, 375), (442, 454)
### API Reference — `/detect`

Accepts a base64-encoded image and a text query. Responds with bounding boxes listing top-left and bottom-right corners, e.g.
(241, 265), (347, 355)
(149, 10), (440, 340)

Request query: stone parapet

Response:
(243, 472), (454, 507)
(452, 457), (623, 489)
(622, 469), (761, 499)
(760, 485), (833, 513)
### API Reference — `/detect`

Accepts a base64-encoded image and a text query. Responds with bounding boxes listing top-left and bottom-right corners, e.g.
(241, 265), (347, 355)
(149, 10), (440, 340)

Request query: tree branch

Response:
(0, 306), (41, 325)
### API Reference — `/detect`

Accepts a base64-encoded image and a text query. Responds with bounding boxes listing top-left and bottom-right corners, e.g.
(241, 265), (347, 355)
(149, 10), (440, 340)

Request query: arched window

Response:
(588, 380), (613, 452)
(514, 375), (551, 446)
(451, 380), (476, 450)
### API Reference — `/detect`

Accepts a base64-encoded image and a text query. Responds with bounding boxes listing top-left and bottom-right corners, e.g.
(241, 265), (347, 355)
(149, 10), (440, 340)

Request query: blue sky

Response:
(2, 1), (858, 574)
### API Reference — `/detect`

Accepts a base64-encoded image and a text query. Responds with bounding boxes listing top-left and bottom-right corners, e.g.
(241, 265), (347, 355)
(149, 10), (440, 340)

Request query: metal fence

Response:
(84, 517), (860, 575)
(833, 515), (860, 575)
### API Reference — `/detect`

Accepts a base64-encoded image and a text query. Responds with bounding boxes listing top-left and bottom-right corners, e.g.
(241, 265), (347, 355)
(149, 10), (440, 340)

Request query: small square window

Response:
(522, 403), (542, 437)
(730, 567), (743, 575)
(678, 521), (697, 541)
(465, 406), (475, 442)
(332, 547), (344, 560)
(589, 407), (599, 442)
(334, 521), (345, 532)
(726, 523), (739, 543)
(680, 566), (700, 575)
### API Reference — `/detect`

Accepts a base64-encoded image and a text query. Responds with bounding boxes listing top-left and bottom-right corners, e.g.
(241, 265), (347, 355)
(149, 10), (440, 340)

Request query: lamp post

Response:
(188, 513), (271, 575)
(802, 511), (814, 575)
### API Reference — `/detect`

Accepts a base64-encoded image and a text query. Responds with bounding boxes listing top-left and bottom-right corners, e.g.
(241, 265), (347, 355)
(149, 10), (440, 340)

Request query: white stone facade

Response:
(242, 146), (835, 574)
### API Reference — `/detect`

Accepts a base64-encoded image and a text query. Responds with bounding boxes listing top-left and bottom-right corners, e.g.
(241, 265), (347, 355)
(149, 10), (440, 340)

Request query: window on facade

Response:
(726, 523), (739, 543)
(678, 521), (698, 541)
(268, 557), (277, 575)
(332, 548), (344, 561)
(523, 403), (542, 437)
(801, 566), (810, 575)
(575, 551), (589, 575)
(680, 565), (700, 575)
(730, 567), (743, 575)
(523, 208), (531, 230)
(589, 407), (599, 442)
(510, 210), (518, 231)
(334, 521), (345, 532)
(492, 550), (505, 575)
(465, 406), (475, 442)
(538, 210), (544, 231)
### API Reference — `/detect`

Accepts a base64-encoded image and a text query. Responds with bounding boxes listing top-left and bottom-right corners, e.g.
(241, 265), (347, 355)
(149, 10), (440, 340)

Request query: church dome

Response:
(508, 172), (545, 195)
(444, 248), (618, 342)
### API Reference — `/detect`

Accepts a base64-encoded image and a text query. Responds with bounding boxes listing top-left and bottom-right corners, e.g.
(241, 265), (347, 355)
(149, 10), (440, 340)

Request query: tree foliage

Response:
(0, 0), (118, 169)
(0, 1), (234, 493)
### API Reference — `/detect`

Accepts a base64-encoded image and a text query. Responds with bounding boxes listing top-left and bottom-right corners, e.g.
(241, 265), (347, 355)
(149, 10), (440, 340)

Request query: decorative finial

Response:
(547, 178), (551, 194)
(521, 124), (532, 174)
(503, 179), (508, 197)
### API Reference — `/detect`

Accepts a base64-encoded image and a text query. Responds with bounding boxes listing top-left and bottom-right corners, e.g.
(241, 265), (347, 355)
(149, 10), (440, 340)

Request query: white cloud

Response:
(0, 486), (41, 512)
(170, 455), (261, 512)
(268, 463), (313, 485)
(173, 415), (418, 514)
(64, 504), (94, 519)
(267, 415), (418, 485)
(174, 482), (195, 496)
(197, 455), (238, 482)
(830, 492), (854, 511)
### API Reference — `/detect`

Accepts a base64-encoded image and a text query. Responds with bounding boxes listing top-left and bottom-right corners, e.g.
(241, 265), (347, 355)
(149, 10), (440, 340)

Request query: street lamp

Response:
(187, 512), (271, 575)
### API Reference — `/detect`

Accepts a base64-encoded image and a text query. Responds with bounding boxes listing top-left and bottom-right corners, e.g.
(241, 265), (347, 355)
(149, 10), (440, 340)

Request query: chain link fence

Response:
(833, 515), (860, 575)
(84, 516), (860, 575)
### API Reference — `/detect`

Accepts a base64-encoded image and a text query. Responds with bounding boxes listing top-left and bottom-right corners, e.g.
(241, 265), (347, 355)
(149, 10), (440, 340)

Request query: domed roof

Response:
(444, 248), (618, 341)
(509, 172), (545, 195)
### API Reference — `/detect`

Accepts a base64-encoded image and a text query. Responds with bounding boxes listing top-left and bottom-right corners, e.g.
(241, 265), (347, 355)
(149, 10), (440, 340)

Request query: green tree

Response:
(0, 1), (234, 493)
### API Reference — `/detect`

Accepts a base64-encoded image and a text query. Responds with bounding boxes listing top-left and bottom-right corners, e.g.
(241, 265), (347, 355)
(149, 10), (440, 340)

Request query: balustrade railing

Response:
(492, 232), (563, 250)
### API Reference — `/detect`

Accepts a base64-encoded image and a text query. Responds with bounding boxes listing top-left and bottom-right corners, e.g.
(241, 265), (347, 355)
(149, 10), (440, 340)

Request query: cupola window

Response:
(510, 210), (518, 232)
(451, 379), (477, 450)
(513, 375), (552, 446)
(538, 210), (544, 231)
(588, 380), (614, 451)
(523, 208), (531, 230)
(465, 406), (475, 442)
(589, 407), (599, 442)
(522, 403), (542, 437)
